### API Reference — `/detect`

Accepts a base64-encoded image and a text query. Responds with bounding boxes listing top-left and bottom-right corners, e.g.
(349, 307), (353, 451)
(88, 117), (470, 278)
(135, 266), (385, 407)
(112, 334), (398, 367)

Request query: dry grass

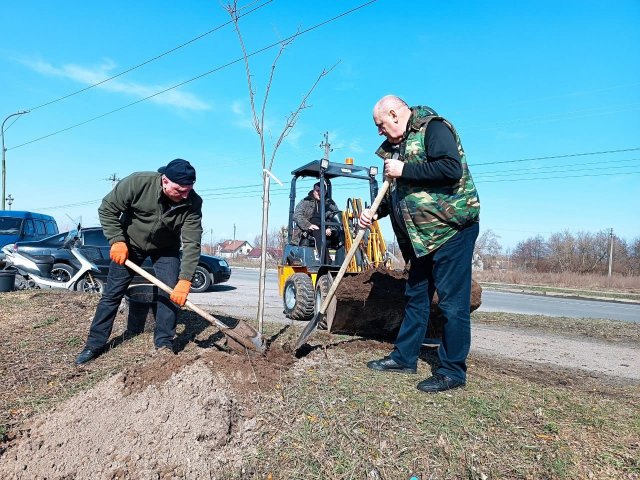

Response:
(1, 290), (639, 479)
(247, 345), (639, 479)
(472, 311), (640, 344)
(476, 269), (640, 293)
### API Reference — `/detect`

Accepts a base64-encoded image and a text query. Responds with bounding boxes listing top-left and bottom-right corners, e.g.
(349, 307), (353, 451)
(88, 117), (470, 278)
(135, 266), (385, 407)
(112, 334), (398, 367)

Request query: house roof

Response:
(217, 240), (249, 253)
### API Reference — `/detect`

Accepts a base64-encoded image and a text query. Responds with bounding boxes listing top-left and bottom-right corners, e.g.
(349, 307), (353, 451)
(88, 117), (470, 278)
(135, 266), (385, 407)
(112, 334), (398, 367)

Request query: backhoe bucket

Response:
(324, 268), (483, 342)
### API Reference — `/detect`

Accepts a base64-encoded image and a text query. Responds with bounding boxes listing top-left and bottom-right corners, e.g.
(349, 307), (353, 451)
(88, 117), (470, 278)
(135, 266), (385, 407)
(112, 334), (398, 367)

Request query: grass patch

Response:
(32, 316), (59, 329)
(1, 290), (638, 478)
(472, 311), (640, 344)
(245, 346), (639, 478)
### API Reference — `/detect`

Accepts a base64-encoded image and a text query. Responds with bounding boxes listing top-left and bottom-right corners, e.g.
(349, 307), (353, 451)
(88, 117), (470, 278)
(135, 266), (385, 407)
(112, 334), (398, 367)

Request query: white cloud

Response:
(22, 58), (211, 111)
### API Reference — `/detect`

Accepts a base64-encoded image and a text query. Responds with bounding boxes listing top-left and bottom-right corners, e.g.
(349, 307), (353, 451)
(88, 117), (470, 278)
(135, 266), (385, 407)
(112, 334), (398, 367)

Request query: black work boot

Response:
(75, 346), (103, 365)
(416, 373), (465, 393)
(367, 356), (417, 374)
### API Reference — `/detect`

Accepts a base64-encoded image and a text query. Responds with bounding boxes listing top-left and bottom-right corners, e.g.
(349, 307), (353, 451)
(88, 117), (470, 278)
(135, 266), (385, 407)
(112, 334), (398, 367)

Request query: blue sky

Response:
(1, 0), (639, 250)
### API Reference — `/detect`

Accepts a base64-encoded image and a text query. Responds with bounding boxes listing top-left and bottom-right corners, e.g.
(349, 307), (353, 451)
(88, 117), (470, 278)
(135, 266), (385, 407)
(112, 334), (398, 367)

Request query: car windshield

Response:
(0, 217), (23, 235)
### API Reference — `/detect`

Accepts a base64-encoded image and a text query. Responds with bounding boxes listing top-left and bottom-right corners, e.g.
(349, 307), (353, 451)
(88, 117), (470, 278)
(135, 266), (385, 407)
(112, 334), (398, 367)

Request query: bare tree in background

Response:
(512, 235), (548, 271)
(253, 227), (285, 251)
(225, 1), (336, 332)
(474, 229), (502, 269)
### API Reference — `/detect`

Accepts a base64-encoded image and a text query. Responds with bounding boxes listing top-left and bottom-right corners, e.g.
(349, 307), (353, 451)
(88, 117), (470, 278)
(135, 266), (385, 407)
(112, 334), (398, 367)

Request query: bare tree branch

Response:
(225, 1), (261, 137)
(268, 61), (340, 171)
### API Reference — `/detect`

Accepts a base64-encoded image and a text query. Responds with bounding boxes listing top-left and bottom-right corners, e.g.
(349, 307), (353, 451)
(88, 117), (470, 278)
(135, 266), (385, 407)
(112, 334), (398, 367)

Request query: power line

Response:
(8, 0), (378, 151)
(473, 157), (640, 176)
(475, 170), (640, 184)
(471, 147), (640, 167)
(30, 146), (639, 211)
(474, 160), (640, 179)
(25, 0), (273, 112)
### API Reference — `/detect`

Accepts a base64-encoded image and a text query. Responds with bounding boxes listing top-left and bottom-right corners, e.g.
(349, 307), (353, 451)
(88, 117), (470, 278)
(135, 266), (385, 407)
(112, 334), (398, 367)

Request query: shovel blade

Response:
(295, 311), (323, 350)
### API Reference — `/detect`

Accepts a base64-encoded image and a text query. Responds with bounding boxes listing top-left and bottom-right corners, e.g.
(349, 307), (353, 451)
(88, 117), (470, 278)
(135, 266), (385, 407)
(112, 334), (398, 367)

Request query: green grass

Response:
(31, 316), (59, 329)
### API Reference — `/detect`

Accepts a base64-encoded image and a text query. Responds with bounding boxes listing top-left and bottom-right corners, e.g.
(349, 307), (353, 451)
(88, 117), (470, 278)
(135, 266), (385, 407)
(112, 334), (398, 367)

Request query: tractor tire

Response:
(314, 274), (337, 330)
(283, 273), (315, 321)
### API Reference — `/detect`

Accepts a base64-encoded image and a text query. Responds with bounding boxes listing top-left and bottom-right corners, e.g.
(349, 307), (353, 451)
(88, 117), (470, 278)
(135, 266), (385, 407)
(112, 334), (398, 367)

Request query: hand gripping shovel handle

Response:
(295, 178), (392, 350)
(124, 259), (266, 354)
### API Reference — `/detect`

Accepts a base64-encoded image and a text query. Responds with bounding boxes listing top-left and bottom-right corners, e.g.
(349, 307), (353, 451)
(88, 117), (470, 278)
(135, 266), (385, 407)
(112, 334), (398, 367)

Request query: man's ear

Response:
(389, 109), (398, 123)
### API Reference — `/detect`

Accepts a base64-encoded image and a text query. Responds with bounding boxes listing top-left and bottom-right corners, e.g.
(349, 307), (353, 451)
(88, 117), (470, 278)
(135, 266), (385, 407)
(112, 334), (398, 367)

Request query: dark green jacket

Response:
(98, 172), (203, 280)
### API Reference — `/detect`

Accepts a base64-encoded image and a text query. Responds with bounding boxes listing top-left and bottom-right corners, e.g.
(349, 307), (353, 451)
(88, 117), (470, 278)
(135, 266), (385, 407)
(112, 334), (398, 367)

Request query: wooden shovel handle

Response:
(123, 259), (225, 329)
(322, 179), (391, 330)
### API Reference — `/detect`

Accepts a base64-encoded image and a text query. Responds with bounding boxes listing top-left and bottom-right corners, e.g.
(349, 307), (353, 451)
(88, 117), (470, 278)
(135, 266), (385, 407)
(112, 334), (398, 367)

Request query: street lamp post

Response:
(2, 110), (29, 210)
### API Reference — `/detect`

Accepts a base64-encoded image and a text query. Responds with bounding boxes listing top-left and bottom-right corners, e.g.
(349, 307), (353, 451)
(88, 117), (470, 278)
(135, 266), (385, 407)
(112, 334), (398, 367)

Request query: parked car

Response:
(10, 227), (231, 293)
(0, 211), (59, 264)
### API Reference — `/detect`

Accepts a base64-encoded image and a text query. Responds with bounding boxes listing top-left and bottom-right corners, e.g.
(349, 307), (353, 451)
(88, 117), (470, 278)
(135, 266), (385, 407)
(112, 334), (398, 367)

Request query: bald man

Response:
(359, 95), (480, 393)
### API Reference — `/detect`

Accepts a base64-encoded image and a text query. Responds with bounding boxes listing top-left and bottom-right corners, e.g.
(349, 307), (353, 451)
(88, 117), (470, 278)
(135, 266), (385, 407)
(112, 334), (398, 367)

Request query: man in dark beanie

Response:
(75, 159), (203, 365)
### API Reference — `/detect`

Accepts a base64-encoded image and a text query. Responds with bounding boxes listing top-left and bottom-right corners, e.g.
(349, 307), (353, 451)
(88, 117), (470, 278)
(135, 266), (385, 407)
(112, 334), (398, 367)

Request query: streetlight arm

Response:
(2, 110), (30, 210)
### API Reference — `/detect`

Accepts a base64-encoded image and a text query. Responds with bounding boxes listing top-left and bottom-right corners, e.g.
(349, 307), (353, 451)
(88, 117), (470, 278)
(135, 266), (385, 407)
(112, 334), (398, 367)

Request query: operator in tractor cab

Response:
(359, 95), (480, 393)
(75, 158), (203, 366)
(293, 181), (340, 264)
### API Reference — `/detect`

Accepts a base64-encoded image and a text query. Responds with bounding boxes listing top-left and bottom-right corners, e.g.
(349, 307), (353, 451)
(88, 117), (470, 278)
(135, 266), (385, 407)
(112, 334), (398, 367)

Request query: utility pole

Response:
(608, 228), (614, 277)
(210, 228), (213, 255)
(319, 131), (332, 161)
(107, 173), (120, 188)
(233, 223), (236, 241)
(5, 194), (13, 210)
(2, 110), (30, 210)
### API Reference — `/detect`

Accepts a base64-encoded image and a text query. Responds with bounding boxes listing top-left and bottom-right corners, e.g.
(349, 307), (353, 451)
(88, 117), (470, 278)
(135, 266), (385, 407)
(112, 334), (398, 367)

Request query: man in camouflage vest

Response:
(359, 95), (480, 393)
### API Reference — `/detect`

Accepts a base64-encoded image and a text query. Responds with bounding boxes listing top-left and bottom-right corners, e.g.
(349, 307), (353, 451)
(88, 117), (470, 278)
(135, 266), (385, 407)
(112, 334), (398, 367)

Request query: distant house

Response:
(247, 247), (283, 262)
(214, 240), (253, 258)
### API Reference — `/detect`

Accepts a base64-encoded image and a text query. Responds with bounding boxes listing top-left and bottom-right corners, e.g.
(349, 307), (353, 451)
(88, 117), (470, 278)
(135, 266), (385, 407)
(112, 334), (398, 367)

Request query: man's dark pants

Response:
(85, 247), (181, 350)
(389, 222), (479, 382)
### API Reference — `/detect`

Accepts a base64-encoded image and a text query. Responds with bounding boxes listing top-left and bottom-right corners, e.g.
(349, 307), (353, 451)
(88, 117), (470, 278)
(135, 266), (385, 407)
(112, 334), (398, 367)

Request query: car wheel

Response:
(76, 274), (104, 294)
(51, 263), (75, 283)
(190, 265), (212, 293)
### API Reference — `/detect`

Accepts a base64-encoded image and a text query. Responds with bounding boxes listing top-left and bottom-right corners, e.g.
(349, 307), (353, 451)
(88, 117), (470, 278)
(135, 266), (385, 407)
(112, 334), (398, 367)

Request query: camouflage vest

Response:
(375, 106), (480, 257)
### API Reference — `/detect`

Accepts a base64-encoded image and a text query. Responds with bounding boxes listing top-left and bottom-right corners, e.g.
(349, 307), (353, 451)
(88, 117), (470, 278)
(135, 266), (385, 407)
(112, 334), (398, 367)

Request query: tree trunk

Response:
(256, 173), (271, 333)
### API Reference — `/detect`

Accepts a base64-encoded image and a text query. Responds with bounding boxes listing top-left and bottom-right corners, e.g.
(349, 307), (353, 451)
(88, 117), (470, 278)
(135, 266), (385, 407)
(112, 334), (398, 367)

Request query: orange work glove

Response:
(110, 242), (129, 265)
(170, 279), (192, 307)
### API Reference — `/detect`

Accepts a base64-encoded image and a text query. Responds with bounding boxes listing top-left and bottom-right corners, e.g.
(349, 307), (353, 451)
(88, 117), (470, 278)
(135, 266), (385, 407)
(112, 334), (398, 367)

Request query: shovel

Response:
(124, 259), (266, 354)
(295, 178), (391, 350)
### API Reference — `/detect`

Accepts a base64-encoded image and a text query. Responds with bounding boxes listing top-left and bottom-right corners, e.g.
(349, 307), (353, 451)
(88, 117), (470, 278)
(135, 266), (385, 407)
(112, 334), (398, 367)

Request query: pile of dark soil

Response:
(331, 266), (482, 340)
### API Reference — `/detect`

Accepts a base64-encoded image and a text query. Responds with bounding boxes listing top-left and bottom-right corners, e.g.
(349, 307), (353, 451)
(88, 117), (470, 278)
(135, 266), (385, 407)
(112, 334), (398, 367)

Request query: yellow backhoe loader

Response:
(278, 158), (400, 334)
(278, 158), (483, 348)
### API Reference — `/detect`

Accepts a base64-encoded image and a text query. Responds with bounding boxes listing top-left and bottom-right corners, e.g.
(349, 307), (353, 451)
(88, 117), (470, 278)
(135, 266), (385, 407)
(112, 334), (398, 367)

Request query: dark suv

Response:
(10, 227), (231, 293)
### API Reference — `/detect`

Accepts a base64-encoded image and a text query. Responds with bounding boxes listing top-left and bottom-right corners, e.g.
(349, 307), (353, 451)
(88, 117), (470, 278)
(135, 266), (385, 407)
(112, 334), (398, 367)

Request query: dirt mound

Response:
(331, 267), (482, 340)
(0, 343), (296, 479)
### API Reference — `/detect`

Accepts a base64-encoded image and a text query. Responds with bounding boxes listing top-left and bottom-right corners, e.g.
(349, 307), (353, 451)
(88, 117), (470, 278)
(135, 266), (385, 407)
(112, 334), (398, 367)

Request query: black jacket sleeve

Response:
(400, 120), (462, 186)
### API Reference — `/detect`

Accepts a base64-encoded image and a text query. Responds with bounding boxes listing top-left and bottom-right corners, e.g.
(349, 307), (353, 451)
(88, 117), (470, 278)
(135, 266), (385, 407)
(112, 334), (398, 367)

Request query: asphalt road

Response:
(192, 268), (640, 323)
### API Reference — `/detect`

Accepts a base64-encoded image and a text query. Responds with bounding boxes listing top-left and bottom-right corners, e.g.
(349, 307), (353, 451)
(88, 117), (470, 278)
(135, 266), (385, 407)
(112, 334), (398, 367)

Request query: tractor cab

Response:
(279, 158), (389, 323)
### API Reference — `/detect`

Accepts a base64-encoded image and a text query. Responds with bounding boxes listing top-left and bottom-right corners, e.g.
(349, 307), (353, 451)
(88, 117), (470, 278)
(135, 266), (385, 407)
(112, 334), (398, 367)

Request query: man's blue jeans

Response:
(85, 246), (181, 350)
(390, 222), (479, 382)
